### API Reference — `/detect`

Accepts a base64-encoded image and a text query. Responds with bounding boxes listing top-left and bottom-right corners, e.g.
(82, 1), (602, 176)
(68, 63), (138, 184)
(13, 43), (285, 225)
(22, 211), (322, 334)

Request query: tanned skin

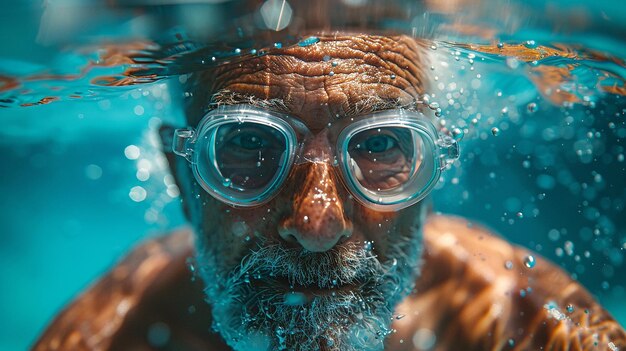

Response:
(34, 34), (626, 351)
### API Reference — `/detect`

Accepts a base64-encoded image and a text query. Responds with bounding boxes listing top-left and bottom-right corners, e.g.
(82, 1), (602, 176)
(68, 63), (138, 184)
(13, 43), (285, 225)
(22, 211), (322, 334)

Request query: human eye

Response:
(229, 131), (267, 151)
(361, 134), (398, 154)
(215, 124), (285, 162)
(351, 130), (402, 162)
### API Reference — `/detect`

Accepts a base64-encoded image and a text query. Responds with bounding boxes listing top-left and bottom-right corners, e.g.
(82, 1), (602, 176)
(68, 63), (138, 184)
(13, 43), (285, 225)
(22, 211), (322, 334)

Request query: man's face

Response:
(174, 34), (430, 351)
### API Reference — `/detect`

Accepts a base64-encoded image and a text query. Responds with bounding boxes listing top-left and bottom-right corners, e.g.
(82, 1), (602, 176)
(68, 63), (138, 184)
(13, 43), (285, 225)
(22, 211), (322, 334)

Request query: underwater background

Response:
(1, 0), (625, 349)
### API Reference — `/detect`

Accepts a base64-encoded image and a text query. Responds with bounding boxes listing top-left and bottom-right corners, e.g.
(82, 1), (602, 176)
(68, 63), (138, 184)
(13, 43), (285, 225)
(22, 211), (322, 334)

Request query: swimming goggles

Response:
(172, 104), (459, 211)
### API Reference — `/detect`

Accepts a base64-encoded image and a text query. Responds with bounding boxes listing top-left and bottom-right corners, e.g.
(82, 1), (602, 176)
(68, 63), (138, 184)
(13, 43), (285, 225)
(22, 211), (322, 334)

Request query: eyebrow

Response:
(208, 89), (424, 119)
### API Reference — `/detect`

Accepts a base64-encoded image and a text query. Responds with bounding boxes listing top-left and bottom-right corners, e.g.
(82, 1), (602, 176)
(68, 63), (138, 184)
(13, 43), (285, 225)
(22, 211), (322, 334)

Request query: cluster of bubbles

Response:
(427, 41), (625, 299)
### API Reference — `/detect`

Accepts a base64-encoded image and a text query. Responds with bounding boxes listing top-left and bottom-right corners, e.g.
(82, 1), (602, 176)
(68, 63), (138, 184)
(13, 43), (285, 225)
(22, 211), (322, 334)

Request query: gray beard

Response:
(195, 226), (424, 351)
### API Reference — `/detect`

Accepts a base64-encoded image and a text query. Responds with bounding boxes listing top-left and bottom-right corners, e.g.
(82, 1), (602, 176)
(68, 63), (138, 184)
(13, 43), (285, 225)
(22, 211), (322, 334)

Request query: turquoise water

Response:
(1, 0), (626, 350)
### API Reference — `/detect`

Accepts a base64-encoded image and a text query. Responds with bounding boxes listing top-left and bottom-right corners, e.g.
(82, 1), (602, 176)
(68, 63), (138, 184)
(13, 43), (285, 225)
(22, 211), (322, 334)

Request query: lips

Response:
(244, 268), (363, 300)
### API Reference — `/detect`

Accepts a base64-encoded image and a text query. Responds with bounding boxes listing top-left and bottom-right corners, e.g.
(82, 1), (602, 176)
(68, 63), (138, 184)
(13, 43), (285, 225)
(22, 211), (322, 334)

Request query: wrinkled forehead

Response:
(188, 34), (430, 131)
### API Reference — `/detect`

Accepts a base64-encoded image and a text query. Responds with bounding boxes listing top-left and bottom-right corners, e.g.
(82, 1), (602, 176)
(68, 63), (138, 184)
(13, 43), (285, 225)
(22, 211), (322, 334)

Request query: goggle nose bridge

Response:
(436, 134), (460, 169)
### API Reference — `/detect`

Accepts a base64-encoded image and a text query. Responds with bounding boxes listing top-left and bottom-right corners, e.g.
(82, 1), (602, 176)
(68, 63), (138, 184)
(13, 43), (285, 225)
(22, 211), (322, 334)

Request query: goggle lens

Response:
(346, 127), (424, 193)
(196, 121), (291, 204)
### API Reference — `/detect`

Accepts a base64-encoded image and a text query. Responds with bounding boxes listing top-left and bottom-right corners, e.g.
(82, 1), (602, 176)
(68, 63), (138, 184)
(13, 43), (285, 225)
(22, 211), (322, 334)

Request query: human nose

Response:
(278, 145), (353, 252)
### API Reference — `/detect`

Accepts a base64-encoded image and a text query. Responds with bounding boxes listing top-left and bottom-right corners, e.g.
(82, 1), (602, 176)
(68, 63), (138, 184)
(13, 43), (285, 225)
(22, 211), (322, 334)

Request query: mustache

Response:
(230, 241), (386, 289)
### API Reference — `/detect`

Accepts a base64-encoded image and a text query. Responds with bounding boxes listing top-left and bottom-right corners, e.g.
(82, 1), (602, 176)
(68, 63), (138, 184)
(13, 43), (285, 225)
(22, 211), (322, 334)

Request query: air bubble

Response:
(524, 40), (537, 48)
(506, 57), (520, 69)
(129, 186), (147, 202)
(298, 36), (320, 47)
(491, 127), (500, 136)
(284, 292), (306, 306)
(524, 255), (536, 268)
(452, 128), (464, 141)
(222, 178), (232, 187)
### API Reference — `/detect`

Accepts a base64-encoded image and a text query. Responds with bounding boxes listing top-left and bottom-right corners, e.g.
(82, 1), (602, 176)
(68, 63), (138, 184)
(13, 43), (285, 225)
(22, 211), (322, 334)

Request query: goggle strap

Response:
(173, 128), (196, 163)
(437, 135), (460, 170)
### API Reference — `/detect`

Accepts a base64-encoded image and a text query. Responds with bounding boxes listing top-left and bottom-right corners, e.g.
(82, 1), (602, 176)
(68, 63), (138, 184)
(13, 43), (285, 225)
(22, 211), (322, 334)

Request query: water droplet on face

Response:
(390, 74), (396, 79)
(329, 71), (335, 76)
(497, 42), (504, 49)
(298, 36), (320, 47)
(524, 255), (536, 268)
(331, 61), (338, 67)
(364, 241), (373, 251)
(524, 40), (537, 48)
(508, 338), (515, 346)
(232, 221), (248, 237)
(566, 304), (574, 313)
(303, 215), (309, 223)
(504, 260), (513, 270)
(491, 127), (500, 136)
(147, 322), (171, 347)
(395, 314), (405, 320)
(274, 42), (283, 49)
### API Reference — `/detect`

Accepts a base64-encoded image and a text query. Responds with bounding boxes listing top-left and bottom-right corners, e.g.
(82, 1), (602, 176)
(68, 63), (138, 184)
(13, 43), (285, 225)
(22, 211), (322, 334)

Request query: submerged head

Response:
(164, 34), (455, 351)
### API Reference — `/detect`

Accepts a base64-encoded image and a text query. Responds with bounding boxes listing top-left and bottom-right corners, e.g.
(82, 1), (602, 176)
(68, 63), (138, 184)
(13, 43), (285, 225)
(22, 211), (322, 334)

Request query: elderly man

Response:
(35, 34), (625, 351)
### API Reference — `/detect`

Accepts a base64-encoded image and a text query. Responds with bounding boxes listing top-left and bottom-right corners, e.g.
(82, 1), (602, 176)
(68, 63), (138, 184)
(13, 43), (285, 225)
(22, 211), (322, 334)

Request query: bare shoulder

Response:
(32, 229), (228, 351)
(390, 214), (626, 351)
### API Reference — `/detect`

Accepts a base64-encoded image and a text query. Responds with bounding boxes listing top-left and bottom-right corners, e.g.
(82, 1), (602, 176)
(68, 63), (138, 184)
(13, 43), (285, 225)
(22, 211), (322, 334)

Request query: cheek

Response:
(353, 206), (399, 257)
(357, 208), (398, 239)
(211, 202), (282, 242)
(354, 204), (424, 258)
